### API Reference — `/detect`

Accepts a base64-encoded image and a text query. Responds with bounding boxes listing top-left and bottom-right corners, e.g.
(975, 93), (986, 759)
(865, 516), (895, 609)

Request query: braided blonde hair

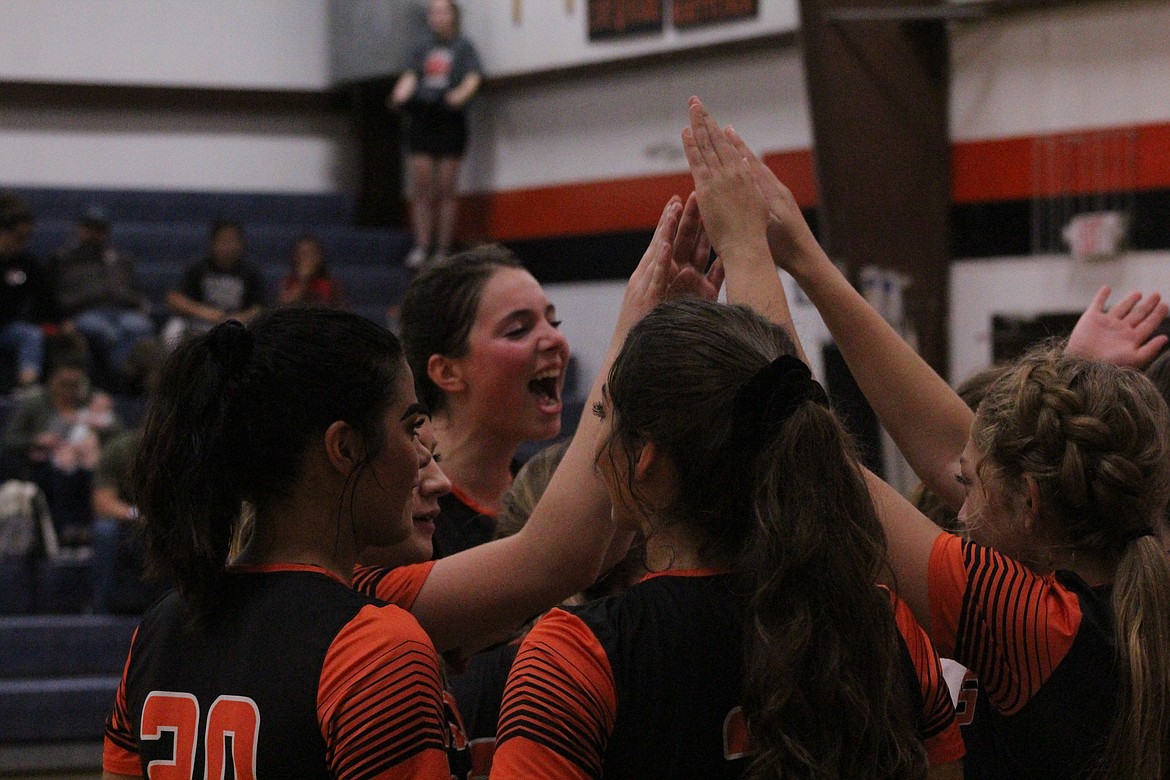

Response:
(972, 344), (1170, 778)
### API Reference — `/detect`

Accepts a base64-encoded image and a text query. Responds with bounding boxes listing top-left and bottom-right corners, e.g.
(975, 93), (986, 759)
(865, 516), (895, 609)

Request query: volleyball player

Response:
(708, 92), (1170, 777)
(102, 309), (449, 778)
(493, 98), (964, 779)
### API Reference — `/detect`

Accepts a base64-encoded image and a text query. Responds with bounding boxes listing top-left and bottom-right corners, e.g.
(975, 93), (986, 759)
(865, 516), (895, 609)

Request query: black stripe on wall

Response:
(506, 209), (823, 284)
(507, 191), (1170, 283)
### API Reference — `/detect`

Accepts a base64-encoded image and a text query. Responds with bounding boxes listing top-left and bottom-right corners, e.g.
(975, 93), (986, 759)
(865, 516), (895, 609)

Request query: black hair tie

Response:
(1118, 526), (1156, 546)
(733, 354), (829, 446)
(208, 320), (253, 374)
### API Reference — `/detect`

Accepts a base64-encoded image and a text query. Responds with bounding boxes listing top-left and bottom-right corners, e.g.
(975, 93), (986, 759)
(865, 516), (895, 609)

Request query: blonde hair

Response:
(494, 439), (570, 540)
(912, 363), (1012, 532)
(974, 344), (1170, 777)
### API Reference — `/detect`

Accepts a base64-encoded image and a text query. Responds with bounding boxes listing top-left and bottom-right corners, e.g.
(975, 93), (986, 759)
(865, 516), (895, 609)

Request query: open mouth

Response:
(528, 370), (563, 413)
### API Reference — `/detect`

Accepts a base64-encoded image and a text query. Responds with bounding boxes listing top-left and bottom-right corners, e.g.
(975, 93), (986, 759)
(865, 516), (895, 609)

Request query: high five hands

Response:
(681, 95), (829, 277)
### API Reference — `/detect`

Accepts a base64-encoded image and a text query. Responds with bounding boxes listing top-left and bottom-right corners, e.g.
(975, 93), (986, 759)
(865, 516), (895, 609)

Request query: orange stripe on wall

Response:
(460, 149), (817, 243)
(952, 122), (1170, 203)
(462, 120), (1170, 242)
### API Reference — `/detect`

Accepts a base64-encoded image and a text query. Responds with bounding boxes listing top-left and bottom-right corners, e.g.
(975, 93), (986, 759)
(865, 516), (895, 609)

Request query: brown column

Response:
(799, 0), (952, 376)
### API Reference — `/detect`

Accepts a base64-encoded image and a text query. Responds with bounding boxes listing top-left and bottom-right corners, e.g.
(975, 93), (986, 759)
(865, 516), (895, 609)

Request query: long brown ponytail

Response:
(606, 299), (926, 778)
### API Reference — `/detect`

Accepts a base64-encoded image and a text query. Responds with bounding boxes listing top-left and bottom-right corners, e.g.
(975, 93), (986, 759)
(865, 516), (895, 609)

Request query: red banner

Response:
(673, 0), (758, 28)
(588, 0), (664, 40)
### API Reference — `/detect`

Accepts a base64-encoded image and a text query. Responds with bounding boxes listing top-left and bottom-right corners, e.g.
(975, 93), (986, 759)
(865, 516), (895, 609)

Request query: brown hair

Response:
(605, 299), (926, 778)
(133, 308), (408, 624)
(399, 244), (522, 415)
(973, 344), (1170, 777)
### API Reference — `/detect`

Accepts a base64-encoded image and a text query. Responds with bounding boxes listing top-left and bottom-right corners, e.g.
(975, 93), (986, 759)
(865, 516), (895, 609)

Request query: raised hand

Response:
(665, 192), (724, 301)
(681, 97), (770, 263)
(723, 126), (823, 275)
(1066, 285), (1168, 368)
(612, 196), (682, 345)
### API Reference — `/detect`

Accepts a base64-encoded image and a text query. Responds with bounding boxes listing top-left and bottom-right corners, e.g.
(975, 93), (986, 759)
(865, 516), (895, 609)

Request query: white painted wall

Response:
(951, 0), (1170, 141)
(0, 106), (353, 194)
(0, 0), (347, 193)
(0, 0), (331, 89)
(461, 43), (809, 193)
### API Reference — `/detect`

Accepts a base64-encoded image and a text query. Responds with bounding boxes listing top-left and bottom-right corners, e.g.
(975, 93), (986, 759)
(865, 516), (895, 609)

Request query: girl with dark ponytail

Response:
(491, 99), (964, 780)
(492, 298), (962, 779)
(693, 84), (1170, 778)
(102, 307), (450, 778)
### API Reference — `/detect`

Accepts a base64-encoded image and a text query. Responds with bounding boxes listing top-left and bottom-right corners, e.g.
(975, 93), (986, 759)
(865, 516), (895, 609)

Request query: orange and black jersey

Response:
(929, 533), (1118, 779)
(352, 559), (436, 611)
(433, 484), (502, 560)
(493, 570), (963, 779)
(352, 559), (491, 779)
(103, 564), (449, 779)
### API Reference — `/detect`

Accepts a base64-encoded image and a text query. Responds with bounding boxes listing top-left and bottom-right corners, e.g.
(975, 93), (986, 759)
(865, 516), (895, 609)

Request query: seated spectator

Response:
(1, 356), (123, 544)
(277, 233), (347, 308)
(162, 219), (265, 348)
(49, 206), (155, 390)
(0, 193), (51, 390)
(90, 428), (166, 613)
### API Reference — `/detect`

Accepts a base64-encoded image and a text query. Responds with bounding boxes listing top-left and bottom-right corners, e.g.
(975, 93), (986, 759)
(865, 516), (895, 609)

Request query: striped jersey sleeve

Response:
(318, 603), (449, 779)
(927, 533), (1083, 716)
(102, 627), (142, 776)
(492, 608), (617, 780)
(351, 560), (436, 611)
(889, 592), (966, 766)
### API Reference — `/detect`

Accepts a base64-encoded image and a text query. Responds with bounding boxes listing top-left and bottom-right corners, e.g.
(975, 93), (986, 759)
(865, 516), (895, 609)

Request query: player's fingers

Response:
(1109, 290), (1141, 320)
(1088, 284), (1111, 313)
(688, 97), (720, 170)
(673, 192), (702, 270)
(1125, 292), (1162, 328)
(1134, 334), (1169, 367)
(1133, 299), (1168, 339)
(707, 257), (725, 293)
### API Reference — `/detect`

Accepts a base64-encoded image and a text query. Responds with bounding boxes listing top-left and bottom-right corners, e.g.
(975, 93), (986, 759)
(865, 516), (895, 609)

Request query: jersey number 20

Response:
(140, 691), (260, 780)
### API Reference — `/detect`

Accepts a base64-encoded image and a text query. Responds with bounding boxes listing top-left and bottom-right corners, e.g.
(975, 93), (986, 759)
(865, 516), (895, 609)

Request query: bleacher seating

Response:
(9, 186), (415, 326)
(0, 614), (138, 775)
(0, 187), (415, 770)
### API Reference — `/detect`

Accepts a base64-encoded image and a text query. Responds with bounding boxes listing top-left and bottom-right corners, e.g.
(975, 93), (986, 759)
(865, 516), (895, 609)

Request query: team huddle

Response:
(101, 98), (1170, 779)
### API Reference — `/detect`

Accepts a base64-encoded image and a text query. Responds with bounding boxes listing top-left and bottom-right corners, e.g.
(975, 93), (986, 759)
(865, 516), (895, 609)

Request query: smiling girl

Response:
(400, 244), (569, 558)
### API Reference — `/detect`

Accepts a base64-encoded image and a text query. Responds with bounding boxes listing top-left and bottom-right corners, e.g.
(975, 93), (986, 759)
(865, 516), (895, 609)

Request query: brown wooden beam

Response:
(800, 0), (951, 376)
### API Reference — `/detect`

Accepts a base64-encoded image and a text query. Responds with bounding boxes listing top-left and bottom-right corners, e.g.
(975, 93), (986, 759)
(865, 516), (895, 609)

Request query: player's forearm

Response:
(792, 253), (971, 506)
(723, 246), (807, 363)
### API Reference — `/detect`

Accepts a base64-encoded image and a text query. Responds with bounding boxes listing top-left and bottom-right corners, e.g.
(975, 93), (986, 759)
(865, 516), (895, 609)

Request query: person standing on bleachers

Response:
(0, 193), (51, 392)
(391, 0), (482, 270)
(161, 219), (265, 348)
(48, 206), (155, 390)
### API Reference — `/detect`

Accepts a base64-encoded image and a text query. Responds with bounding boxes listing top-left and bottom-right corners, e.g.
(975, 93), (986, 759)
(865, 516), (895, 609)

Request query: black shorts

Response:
(407, 102), (468, 158)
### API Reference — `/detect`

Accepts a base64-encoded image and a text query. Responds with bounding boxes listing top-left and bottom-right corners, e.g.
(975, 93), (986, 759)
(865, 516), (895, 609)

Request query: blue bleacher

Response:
(8, 186), (414, 326)
(0, 614), (139, 774)
(14, 188), (354, 228)
(0, 186), (413, 770)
